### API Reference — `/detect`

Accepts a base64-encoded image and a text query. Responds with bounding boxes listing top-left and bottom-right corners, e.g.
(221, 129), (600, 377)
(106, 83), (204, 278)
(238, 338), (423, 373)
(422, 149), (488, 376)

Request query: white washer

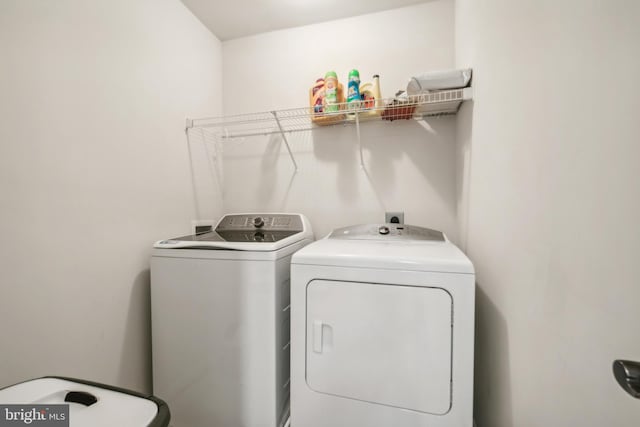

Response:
(290, 224), (475, 427)
(151, 213), (313, 427)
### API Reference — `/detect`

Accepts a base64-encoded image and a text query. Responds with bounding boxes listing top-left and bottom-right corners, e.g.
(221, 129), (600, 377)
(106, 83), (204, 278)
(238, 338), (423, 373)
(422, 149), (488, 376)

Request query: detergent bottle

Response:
(347, 69), (361, 115)
(324, 71), (339, 113)
(310, 78), (325, 113)
(359, 74), (382, 117)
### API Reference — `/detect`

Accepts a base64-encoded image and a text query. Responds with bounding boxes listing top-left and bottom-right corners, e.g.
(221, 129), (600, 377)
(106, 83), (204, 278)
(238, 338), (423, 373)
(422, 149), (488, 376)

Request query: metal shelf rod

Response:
(355, 111), (364, 169)
(272, 111), (299, 172)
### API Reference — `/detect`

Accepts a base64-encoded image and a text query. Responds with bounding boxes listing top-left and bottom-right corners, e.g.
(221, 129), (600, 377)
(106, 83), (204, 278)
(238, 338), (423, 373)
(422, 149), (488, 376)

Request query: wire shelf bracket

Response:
(271, 111), (299, 172)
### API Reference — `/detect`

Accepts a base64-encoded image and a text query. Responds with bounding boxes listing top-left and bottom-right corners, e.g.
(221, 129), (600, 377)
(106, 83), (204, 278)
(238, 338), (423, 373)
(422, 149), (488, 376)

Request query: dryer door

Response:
(306, 279), (452, 415)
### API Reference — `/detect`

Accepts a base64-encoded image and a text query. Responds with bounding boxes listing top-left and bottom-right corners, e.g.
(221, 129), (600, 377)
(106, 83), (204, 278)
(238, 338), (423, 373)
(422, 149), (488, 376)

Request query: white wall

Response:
(0, 0), (222, 393)
(456, 0), (640, 425)
(219, 1), (460, 239)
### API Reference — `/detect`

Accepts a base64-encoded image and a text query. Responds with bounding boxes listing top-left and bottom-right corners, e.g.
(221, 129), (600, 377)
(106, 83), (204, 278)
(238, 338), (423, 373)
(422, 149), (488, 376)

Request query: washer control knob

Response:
(378, 225), (390, 235)
(253, 216), (265, 228)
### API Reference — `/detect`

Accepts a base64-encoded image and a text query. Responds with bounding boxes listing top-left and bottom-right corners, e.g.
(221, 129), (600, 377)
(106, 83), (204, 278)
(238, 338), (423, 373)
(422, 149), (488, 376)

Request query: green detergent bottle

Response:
(347, 69), (361, 113)
(324, 71), (339, 113)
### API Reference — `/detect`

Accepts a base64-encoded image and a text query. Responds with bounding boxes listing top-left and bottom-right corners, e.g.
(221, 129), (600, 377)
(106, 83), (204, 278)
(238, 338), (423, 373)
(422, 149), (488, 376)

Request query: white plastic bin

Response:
(0, 377), (170, 427)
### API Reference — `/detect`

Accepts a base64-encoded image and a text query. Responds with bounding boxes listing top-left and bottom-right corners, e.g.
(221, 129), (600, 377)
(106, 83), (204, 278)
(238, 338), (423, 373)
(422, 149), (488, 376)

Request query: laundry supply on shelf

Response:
(309, 72), (345, 125)
(346, 69), (361, 115)
(406, 68), (472, 94)
(358, 74), (382, 117)
(381, 90), (417, 121)
(324, 71), (340, 113)
(311, 78), (325, 113)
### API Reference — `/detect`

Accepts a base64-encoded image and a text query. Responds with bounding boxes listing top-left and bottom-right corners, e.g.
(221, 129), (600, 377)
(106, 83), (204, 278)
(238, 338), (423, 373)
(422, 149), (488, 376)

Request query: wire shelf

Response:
(187, 87), (472, 140)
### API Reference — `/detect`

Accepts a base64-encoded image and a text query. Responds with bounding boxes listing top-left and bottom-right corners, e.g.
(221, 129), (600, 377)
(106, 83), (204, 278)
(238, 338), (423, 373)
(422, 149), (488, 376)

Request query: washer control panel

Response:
(155, 213), (312, 249)
(212, 214), (304, 243)
(162, 214), (305, 244)
(216, 214), (303, 231)
(198, 214), (304, 243)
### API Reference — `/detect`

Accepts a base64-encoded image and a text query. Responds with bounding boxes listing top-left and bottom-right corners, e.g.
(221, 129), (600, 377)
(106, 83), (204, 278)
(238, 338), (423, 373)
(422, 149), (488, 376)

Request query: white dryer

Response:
(151, 213), (313, 427)
(290, 224), (474, 427)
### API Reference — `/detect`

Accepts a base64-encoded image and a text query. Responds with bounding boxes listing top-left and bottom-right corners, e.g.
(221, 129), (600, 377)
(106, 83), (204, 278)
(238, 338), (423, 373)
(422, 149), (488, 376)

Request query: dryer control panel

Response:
(328, 224), (444, 241)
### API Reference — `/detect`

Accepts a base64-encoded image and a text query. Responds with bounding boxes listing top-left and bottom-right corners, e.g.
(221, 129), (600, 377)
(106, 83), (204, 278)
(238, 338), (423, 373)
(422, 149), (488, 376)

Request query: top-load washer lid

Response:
(154, 213), (313, 251)
(293, 223), (473, 274)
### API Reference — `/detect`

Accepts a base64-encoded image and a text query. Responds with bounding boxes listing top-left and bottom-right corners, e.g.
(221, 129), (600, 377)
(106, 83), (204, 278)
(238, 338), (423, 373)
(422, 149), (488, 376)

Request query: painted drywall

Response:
(456, 0), (640, 425)
(180, 0), (430, 41)
(219, 0), (460, 240)
(0, 0), (222, 393)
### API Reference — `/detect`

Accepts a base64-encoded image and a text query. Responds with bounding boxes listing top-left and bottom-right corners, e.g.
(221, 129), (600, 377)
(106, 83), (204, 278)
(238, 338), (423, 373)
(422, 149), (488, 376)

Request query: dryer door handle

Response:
(313, 320), (324, 353)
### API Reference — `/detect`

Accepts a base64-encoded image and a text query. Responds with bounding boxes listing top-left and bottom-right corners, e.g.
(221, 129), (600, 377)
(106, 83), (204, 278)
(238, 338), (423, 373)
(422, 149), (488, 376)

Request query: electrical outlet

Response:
(385, 212), (404, 224)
